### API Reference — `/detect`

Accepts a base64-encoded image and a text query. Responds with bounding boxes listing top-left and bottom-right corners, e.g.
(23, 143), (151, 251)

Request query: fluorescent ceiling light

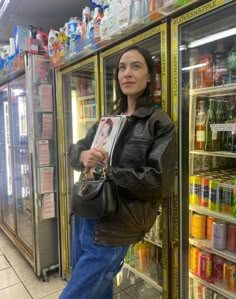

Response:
(0, 0), (10, 19)
(188, 27), (236, 48)
(182, 62), (208, 71)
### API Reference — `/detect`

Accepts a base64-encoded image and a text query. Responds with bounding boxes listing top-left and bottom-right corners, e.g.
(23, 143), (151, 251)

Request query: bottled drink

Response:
(195, 99), (207, 150)
(205, 98), (217, 151)
(213, 39), (229, 86)
(215, 99), (225, 150)
(228, 36), (236, 84)
(224, 99), (233, 151)
(197, 48), (213, 88)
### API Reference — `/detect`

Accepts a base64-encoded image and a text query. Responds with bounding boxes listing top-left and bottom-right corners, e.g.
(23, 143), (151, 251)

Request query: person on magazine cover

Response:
(93, 117), (113, 152)
(60, 45), (176, 299)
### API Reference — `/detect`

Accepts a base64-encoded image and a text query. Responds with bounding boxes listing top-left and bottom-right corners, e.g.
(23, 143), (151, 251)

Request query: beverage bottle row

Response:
(195, 96), (236, 152)
(124, 241), (162, 284)
(190, 37), (236, 88)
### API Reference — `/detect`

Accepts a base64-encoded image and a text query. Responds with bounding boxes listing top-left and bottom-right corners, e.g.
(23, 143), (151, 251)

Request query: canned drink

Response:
(192, 213), (206, 239)
(228, 264), (236, 292)
(227, 224), (236, 254)
(200, 177), (209, 207)
(202, 286), (213, 299)
(207, 216), (215, 240)
(189, 176), (201, 205)
(193, 155), (202, 173)
(201, 155), (212, 172)
(212, 255), (224, 281)
(208, 179), (220, 211)
(211, 221), (227, 250)
(190, 246), (200, 274)
(197, 251), (212, 280)
(222, 185), (233, 214)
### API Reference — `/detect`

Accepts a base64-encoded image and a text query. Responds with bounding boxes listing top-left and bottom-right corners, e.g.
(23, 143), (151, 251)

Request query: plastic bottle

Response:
(48, 28), (59, 57)
(36, 29), (48, 56)
(130, 0), (141, 24)
(149, 0), (161, 21)
(58, 27), (66, 58)
(228, 36), (236, 84)
(100, 5), (110, 42)
(213, 39), (229, 86)
(93, 5), (104, 45)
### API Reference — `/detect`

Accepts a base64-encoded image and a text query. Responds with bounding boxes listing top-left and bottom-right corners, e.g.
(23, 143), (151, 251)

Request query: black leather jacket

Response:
(69, 106), (176, 246)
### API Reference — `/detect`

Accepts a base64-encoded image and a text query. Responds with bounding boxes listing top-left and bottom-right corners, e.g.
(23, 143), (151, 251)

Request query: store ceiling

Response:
(0, 0), (91, 45)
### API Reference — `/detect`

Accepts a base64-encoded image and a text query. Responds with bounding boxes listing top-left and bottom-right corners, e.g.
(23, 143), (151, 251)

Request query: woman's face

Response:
(95, 123), (110, 147)
(118, 50), (150, 100)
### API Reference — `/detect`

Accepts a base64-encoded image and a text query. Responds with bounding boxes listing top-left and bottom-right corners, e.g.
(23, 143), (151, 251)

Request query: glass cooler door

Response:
(0, 85), (15, 230)
(100, 23), (170, 298)
(57, 56), (100, 279)
(9, 76), (33, 249)
(172, 1), (236, 298)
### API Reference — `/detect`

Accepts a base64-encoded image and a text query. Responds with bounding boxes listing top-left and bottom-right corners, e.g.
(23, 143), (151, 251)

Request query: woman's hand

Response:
(80, 147), (107, 169)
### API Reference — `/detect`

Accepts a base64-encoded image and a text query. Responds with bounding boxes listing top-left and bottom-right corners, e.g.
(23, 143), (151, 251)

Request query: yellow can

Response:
(191, 213), (206, 239)
(189, 176), (201, 205)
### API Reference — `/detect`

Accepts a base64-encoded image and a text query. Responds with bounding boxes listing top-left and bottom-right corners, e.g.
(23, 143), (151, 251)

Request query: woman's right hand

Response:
(80, 147), (107, 169)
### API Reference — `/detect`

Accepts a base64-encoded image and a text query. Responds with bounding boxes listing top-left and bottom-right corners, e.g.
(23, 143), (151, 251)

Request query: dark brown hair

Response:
(111, 45), (156, 114)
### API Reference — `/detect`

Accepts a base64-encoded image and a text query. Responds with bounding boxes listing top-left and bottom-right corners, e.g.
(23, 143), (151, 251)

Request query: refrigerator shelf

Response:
(190, 83), (236, 97)
(190, 150), (236, 158)
(189, 237), (236, 263)
(189, 204), (236, 224)
(79, 95), (95, 101)
(189, 273), (236, 299)
(123, 263), (163, 292)
(144, 237), (162, 248)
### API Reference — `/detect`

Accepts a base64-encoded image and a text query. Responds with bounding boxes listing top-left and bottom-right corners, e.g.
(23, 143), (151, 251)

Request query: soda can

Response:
(192, 213), (206, 239)
(207, 216), (215, 240)
(202, 286), (213, 298)
(193, 155), (202, 173)
(208, 179), (220, 211)
(190, 246), (200, 274)
(189, 176), (201, 205)
(222, 185), (233, 214)
(227, 224), (236, 254)
(200, 177), (209, 207)
(197, 251), (212, 280)
(211, 221), (227, 250)
(212, 255), (224, 281)
(201, 155), (212, 172)
(228, 264), (236, 292)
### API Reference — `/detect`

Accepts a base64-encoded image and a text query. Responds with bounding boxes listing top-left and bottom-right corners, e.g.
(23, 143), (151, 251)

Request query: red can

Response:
(212, 255), (224, 281)
(197, 251), (212, 280)
(200, 177), (209, 207)
(227, 224), (236, 253)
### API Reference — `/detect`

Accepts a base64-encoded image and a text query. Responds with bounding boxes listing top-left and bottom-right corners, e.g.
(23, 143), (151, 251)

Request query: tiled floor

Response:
(0, 228), (149, 299)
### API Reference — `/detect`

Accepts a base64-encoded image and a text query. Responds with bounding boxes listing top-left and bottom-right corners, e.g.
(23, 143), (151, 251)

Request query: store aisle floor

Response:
(0, 228), (143, 299)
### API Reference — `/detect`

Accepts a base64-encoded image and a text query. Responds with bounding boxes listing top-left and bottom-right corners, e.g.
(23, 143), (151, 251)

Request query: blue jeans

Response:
(59, 216), (128, 299)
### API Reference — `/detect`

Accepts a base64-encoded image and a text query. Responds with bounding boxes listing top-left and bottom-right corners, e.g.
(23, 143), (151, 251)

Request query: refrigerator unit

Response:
(100, 23), (170, 298)
(0, 54), (59, 281)
(56, 56), (100, 280)
(171, 1), (236, 298)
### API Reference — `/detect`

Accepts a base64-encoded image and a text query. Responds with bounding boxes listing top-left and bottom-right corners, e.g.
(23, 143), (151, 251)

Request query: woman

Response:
(60, 45), (176, 299)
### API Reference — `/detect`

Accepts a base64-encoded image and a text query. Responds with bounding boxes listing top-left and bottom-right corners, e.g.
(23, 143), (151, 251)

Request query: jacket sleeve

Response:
(68, 122), (98, 171)
(108, 119), (176, 202)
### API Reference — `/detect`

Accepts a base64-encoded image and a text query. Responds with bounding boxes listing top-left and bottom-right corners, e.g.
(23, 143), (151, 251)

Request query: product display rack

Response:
(172, 1), (236, 298)
(100, 22), (170, 298)
(0, 53), (59, 280)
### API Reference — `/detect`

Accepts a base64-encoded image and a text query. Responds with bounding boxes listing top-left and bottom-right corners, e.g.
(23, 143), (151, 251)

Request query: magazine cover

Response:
(91, 116), (127, 161)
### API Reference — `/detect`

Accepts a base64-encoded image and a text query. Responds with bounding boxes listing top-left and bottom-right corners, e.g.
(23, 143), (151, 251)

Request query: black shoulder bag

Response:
(71, 160), (118, 219)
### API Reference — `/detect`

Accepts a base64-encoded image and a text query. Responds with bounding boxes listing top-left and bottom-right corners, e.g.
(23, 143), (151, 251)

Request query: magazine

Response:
(91, 115), (127, 164)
